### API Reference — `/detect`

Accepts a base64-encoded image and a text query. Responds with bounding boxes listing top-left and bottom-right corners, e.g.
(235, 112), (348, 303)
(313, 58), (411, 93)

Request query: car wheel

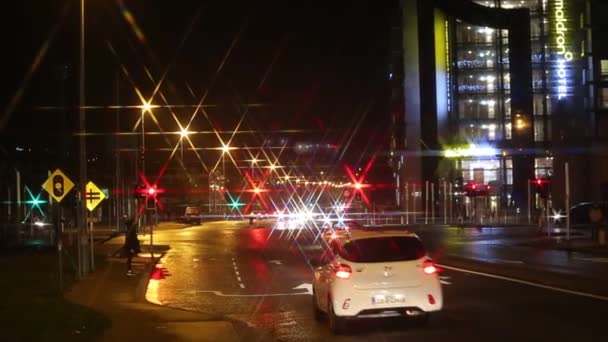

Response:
(328, 298), (346, 334)
(312, 289), (324, 321)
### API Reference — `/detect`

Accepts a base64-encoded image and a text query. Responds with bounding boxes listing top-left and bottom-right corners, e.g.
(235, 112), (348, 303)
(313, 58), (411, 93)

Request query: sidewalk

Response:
(65, 235), (242, 342)
(62, 221), (193, 245)
(517, 235), (608, 256)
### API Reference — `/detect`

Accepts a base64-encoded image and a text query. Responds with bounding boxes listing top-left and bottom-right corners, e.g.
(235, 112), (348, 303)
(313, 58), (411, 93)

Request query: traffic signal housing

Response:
(532, 178), (550, 199)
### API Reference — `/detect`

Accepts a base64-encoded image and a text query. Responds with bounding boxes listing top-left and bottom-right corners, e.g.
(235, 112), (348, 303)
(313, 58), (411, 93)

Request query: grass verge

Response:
(0, 247), (110, 341)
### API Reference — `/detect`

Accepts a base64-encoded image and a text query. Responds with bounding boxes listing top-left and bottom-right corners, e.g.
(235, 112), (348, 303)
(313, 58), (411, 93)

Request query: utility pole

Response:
(16, 169), (21, 223)
(78, 0), (89, 277)
(115, 71), (121, 232)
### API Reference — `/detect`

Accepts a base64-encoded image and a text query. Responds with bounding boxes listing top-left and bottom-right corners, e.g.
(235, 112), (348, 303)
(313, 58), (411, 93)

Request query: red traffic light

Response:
(148, 187), (156, 195)
(464, 181), (491, 197)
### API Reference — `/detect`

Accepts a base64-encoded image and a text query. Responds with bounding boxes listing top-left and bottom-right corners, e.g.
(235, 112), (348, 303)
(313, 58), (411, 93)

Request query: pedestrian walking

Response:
(124, 217), (141, 276)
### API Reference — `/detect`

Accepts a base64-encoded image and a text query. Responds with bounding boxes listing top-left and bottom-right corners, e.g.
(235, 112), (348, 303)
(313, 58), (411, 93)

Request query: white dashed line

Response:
(233, 257), (245, 289)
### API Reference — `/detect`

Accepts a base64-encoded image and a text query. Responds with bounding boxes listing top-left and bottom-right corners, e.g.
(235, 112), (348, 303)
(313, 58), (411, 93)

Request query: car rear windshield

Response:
(339, 237), (426, 263)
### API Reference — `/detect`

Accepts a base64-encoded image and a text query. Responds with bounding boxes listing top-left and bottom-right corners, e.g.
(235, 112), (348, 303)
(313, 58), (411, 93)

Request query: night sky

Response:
(1, 0), (394, 170)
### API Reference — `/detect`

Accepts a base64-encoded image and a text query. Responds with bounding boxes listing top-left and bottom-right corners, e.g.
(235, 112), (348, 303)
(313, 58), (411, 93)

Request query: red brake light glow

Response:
(423, 260), (437, 275)
(335, 264), (352, 279)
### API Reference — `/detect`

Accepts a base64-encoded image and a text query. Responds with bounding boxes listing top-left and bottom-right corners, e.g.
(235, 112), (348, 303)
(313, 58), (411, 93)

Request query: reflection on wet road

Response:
(145, 221), (608, 341)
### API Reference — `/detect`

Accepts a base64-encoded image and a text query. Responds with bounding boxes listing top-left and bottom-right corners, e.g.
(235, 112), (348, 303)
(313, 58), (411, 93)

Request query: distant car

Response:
(311, 230), (443, 334)
(569, 202), (608, 227)
(180, 206), (201, 225)
(321, 220), (364, 241)
(250, 210), (267, 220)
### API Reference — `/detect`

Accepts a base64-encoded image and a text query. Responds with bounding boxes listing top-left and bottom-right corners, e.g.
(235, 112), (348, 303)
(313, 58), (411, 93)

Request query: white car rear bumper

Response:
(330, 280), (443, 317)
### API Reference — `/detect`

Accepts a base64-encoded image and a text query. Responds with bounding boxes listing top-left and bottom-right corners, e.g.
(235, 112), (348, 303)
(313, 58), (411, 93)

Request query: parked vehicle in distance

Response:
(569, 202), (608, 227)
(179, 206), (202, 225)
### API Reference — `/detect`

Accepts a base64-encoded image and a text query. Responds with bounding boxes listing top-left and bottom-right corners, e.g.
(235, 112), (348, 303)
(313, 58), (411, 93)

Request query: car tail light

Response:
(334, 264), (352, 279)
(423, 260), (437, 275)
(428, 294), (436, 305)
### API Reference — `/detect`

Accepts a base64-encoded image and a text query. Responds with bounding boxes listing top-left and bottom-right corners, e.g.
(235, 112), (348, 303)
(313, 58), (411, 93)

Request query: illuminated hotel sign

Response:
(552, 0), (573, 100)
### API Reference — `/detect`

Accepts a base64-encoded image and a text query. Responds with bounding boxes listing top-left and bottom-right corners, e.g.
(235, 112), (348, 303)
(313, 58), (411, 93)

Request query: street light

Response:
(514, 113), (528, 131)
(220, 144), (231, 214)
(179, 128), (189, 160)
(141, 100), (154, 113)
(251, 158), (257, 181)
(180, 128), (190, 139)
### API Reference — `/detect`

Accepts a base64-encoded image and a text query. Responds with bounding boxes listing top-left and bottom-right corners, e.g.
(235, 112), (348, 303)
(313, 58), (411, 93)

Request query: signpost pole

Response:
(405, 182), (409, 225)
(16, 170), (21, 223)
(59, 210), (64, 291)
(76, 187), (82, 278)
(89, 211), (95, 272)
(412, 183), (417, 224)
(449, 182), (453, 223)
(151, 205), (156, 261)
(565, 162), (570, 240)
(444, 181), (447, 224)
(54, 200), (63, 292)
(431, 183), (435, 224)
(425, 181), (429, 225)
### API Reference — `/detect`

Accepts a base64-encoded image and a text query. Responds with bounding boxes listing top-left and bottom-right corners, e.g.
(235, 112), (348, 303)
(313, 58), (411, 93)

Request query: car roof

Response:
(336, 229), (419, 244)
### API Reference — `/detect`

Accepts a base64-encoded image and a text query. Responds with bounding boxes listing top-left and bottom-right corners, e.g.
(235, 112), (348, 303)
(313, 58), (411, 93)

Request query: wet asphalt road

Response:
(146, 220), (608, 341)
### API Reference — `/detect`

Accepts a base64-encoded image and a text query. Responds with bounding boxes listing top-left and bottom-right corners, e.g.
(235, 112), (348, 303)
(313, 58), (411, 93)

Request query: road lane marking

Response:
(438, 264), (608, 302)
(492, 259), (524, 264)
(268, 260), (283, 265)
(439, 276), (452, 285)
(232, 257), (244, 288)
(574, 257), (608, 263)
(187, 289), (312, 297)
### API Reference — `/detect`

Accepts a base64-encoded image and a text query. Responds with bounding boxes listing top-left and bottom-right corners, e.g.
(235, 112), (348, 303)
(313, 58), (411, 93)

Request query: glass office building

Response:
(391, 0), (605, 214)
(450, 0), (556, 209)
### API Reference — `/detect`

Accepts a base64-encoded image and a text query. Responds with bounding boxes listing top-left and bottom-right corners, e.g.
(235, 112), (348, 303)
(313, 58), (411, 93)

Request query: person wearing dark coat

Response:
(124, 218), (140, 275)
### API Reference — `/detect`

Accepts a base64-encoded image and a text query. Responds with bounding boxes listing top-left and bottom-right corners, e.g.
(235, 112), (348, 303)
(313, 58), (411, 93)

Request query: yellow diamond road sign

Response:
(42, 169), (75, 203)
(85, 181), (106, 212)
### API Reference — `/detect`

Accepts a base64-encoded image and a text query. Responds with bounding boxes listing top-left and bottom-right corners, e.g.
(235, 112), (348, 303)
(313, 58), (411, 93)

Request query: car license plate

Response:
(372, 294), (405, 305)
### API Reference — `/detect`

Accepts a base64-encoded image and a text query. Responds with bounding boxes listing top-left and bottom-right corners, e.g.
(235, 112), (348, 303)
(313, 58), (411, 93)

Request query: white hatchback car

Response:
(311, 230), (443, 333)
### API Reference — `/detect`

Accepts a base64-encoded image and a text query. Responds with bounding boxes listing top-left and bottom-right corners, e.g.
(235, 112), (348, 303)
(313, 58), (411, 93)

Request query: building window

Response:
(601, 60), (608, 81)
(534, 119), (544, 142)
(535, 157), (553, 178)
(461, 158), (501, 184)
(600, 88), (608, 109)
